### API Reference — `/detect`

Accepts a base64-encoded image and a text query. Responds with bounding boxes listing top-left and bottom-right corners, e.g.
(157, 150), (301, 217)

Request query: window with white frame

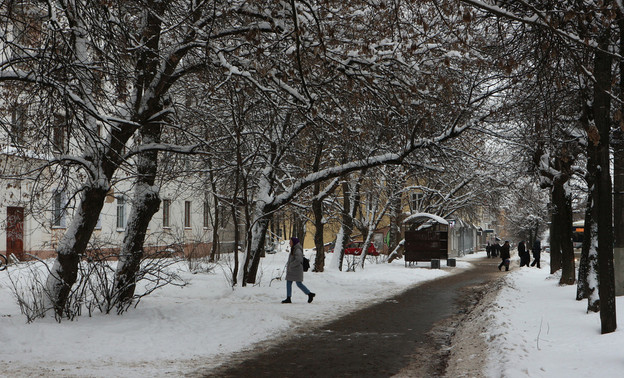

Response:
(116, 196), (126, 229)
(162, 199), (171, 228)
(52, 190), (66, 227)
(366, 192), (375, 213)
(10, 103), (28, 147)
(411, 192), (424, 212)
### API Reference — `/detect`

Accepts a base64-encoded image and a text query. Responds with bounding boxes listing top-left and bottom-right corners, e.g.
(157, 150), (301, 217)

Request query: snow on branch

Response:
(124, 143), (209, 158)
(461, 0), (623, 57)
(272, 115), (482, 208)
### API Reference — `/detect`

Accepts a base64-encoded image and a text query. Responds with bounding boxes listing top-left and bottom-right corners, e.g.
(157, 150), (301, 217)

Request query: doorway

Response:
(7, 206), (24, 261)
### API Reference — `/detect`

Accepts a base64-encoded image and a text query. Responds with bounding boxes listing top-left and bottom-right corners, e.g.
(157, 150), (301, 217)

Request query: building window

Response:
(218, 204), (229, 228)
(184, 201), (191, 228)
(10, 103), (28, 147)
(52, 125), (66, 153)
(116, 196), (126, 229)
(366, 193), (375, 212)
(52, 191), (66, 227)
(203, 201), (210, 229)
(162, 199), (171, 228)
(411, 193), (424, 212)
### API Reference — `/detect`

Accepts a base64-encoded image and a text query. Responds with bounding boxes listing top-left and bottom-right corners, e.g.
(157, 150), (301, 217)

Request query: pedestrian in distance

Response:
(518, 240), (530, 267)
(498, 240), (511, 271)
(486, 242), (492, 258)
(531, 239), (541, 268)
(282, 237), (316, 304)
(492, 240), (501, 258)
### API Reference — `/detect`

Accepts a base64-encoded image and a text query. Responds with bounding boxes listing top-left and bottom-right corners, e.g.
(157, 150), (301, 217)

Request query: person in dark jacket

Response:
(486, 242), (492, 258)
(282, 237), (316, 304)
(492, 240), (501, 258)
(531, 239), (541, 268)
(498, 241), (511, 271)
(518, 240), (530, 267)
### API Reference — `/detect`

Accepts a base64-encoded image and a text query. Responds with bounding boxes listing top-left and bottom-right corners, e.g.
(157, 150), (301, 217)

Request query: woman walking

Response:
(282, 237), (316, 304)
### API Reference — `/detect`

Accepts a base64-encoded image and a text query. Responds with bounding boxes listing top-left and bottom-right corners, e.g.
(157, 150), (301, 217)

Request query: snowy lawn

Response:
(0, 244), (466, 377)
(1, 248), (622, 377)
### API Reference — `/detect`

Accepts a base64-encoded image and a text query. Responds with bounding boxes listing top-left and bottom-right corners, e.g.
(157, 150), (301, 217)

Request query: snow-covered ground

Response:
(0, 245), (621, 377)
(483, 259), (623, 378)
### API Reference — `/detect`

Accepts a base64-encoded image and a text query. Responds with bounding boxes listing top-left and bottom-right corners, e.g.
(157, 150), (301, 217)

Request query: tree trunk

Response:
(577, 82), (593, 301)
(559, 186), (575, 285)
(335, 176), (364, 271)
(114, 186), (161, 306)
(231, 141), (245, 286)
(587, 219), (600, 313)
(312, 195), (325, 272)
(386, 171), (405, 258)
(209, 199), (220, 262)
(311, 141), (330, 272)
(243, 210), (272, 284)
(593, 23), (616, 333)
(359, 228), (373, 269)
(45, 186), (109, 317)
(545, 146), (576, 280)
(576, 195), (592, 301)
(46, 117), (137, 316)
(615, 13), (624, 296)
(549, 185), (562, 274)
(336, 180), (355, 271)
(292, 212), (305, 243)
(232, 201), (240, 287)
(582, 111), (600, 310)
(114, 120), (162, 307)
(613, 128), (624, 295)
(208, 160), (220, 263)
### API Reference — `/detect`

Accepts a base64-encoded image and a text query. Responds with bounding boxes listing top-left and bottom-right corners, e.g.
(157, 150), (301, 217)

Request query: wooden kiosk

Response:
(402, 213), (450, 267)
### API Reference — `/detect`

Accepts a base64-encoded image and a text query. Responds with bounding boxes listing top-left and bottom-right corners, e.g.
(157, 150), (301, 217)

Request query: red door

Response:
(7, 207), (24, 261)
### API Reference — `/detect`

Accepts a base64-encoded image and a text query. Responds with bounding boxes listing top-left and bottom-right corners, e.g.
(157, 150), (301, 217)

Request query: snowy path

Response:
(189, 257), (502, 377)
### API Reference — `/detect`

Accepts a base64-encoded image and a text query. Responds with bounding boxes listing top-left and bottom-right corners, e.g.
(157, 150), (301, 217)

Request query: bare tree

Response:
(461, 0), (617, 334)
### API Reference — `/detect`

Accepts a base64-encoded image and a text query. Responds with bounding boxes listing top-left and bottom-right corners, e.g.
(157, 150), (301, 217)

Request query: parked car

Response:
(329, 241), (379, 256)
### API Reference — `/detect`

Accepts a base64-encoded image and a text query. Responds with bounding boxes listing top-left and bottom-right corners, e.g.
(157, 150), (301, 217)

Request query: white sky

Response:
(0, 244), (621, 377)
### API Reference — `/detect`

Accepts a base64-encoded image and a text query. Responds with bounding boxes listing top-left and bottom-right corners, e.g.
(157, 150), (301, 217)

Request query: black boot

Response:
(308, 293), (316, 303)
(282, 297), (291, 304)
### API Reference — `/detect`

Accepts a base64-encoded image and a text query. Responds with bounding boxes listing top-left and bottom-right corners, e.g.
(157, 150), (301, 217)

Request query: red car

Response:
(344, 241), (379, 256)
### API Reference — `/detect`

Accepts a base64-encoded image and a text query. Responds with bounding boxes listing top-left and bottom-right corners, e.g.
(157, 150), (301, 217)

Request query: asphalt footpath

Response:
(191, 256), (501, 378)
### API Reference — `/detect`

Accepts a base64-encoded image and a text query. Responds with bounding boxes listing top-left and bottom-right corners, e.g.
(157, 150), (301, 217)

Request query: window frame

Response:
(411, 192), (424, 212)
(116, 196), (126, 230)
(162, 199), (171, 228)
(52, 190), (66, 228)
(203, 201), (210, 229)
(184, 200), (191, 228)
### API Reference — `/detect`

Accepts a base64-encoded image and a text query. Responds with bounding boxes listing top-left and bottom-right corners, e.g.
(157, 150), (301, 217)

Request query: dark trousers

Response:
(531, 253), (541, 268)
(520, 254), (530, 267)
(498, 259), (509, 271)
